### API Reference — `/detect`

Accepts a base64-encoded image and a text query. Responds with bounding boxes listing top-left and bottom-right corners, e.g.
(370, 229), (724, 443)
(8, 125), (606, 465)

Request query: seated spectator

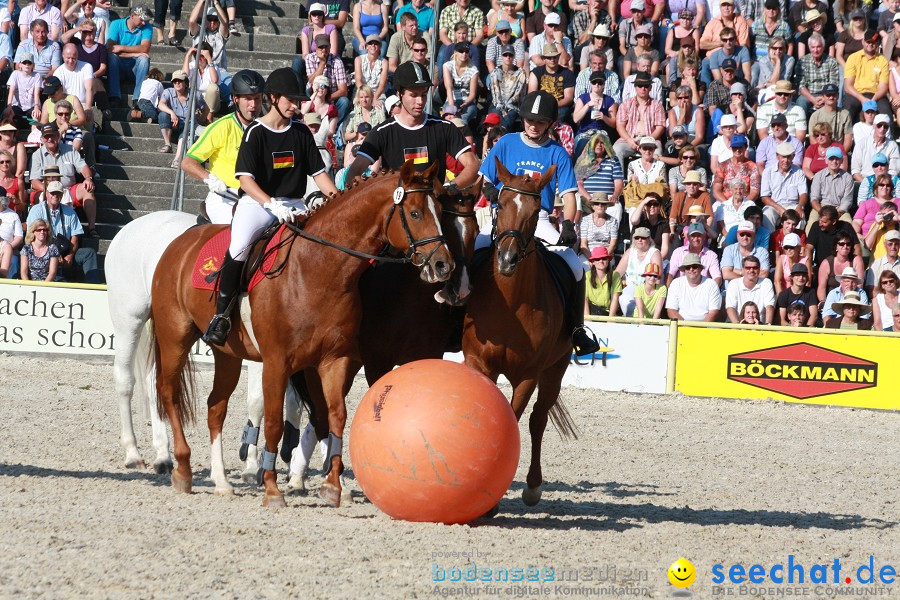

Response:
(106, 6), (152, 107)
(575, 132), (623, 220)
(843, 28), (892, 122)
(817, 231), (866, 301)
(863, 200), (900, 261)
(807, 205), (862, 270)
(14, 19), (62, 80)
(761, 141), (809, 231)
(852, 101), (881, 151)
(708, 114), (736, 172)
(614, 78), (665, 167)
(527, 43), (575, 123)
(351, 0), (389, 57)
(0, 191), (23, 278)
(302, 3), (339, 57)
(669, 169), (712, 226)
(616, 225), (663, 316)
(628, 188), (670, 256)
(55, 43), (95, 115)
(774, 232), (812, 294)
(302, 75), (338, 141)
(825, 291), (873, 329)
(714, 178), (755, 239)
(855, 171), (899, 234)
(301, 34), (350, 124)
(29, 121), (96, 236)
(722, 220), (771, 281)
(667, 86), (705, 149)
(439, 0), (484, 61)
(397, 0), (435, 37)
(665, 38), (697, 89)
(585, 246), (621, 316)
(621, 57), (663, 102)
(443, 42), (478, 126)
(51, 100), (84, 156)
(486, 20), (525, 73)
(572, 0), (610, 54)
(722, 204), (771, 249)
(755, 114), (803, 172)
(698, 0), (746, 51)
(752, 37), (794, 91)
(757, 80), (808, 143)
(664, 9), (700, 63)
(303, 112), (332, 174)
(20, 217), (59, 281)
(871, 266), (900, 330)
(798, 37), (841, 115)
(776, 262), (818, 325)
(725, 255), (775, 324)
(66, 20), (110, 118)
(20, 0), (63, 42)
(63, 0), (108, 44)
(528, 12), (570, 71)
(852, 115), (900, 184)
(39, 75), (87, 127)
(667, 223), (722, 287)
(659, 126), (691, 169)
(705, 27), (751, 84)
(665, 253), (722, 321)
(865, 230), (900, 295)
(771, 208), (806, 256)
(25, 178), (101, 282)
(6, 54), (42, 125)
(623, 24), (660, 79)
(796, 10), (829, 58)
(579, 192), (618, 256)
(181, 43), (220, 116)
(157, 70), (206, 165)
(133, 67), (164, 122)
(580, 26), (616, 80)
(343, 84), (385, 145)
(0, 124), (26, 201)
(712, 134), (759, 204)
(808, 84), (851, 149)
(809, 146), (854, 226)
(488, 44), (527, 131)
(704, 58), (739, 117)
(0, 16), (11, 80)
(310, 0), (349, 54)
(634, 262), (667, 318)
(822, 267), (871, 324)
(802, 123), (846, 180)
(573, 70), (616, 158)
(354, 36), (388, 107)
(616, 0), (653, 62)
(710, 82), (755, 141)
(738, 301), (761, 324)
(387, 13), (428, 74)
(342, 122), (372, 170)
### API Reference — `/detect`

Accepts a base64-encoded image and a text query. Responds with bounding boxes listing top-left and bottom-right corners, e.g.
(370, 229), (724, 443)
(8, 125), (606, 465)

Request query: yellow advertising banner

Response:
(675, 325), (900, 410)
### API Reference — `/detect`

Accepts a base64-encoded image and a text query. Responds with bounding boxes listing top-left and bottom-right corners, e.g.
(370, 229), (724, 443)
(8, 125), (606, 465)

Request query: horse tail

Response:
(150, 319), (197, 425)
(289, 370), (316, 424)
(549, 396), (579, 441)
(133, 320), (156, 421)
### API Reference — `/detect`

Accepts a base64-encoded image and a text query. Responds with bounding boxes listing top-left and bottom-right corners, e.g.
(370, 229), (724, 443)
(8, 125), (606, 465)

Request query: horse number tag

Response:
(393, 187), (405, 205)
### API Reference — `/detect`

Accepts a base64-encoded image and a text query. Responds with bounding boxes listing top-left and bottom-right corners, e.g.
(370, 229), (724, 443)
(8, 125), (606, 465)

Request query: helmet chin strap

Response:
(524, 121), (552, 144)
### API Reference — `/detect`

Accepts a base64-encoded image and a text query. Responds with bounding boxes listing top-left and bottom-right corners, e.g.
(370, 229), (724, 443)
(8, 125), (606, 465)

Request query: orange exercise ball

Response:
(350, 359), (520, 524)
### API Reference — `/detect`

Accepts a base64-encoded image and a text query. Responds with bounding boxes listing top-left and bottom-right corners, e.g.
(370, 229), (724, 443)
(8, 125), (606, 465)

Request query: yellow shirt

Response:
(844, 50), (889, 95)
(186, 112), (246, 189)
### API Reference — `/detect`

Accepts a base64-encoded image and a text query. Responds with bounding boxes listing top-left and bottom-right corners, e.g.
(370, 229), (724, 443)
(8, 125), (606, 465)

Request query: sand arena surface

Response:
(0, 354), (898, 599)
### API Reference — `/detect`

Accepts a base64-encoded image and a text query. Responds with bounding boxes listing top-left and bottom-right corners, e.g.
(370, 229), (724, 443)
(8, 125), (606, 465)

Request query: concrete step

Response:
(105, 120), (165, 137)
(97, 134), (171, 151)
(149, 44), (295, 68)
(236, 0), (303, 18)
(246, 16), (305, 35)
(96, 162), (183, 182)
(142, 58), (288, 78)
(97, 201), (204, 224)
(99, 149), (187, 168)
(97, 177), (206, 198)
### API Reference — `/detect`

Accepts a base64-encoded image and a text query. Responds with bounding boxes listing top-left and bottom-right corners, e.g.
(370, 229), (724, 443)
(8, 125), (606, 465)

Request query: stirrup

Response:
(202, 314), (232, 346)
(572, 326), (600, 356)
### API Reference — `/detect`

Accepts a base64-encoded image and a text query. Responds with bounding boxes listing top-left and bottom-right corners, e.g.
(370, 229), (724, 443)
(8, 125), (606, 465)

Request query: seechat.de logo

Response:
(668, 559), (696, 588)
(727, 343), (877, 400)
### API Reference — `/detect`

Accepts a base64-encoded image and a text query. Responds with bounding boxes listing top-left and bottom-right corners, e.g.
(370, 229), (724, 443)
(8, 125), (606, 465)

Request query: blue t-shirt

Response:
(26, 202), (85, 237)
(582, 158), (623, 197)
(396, 4), (434, 32)
(720, 244), (771, 273)
(108, 17), (152, 47)
(480, 132), (578, 213)
(708, 46), (752, 75)
(575, 92), (615, 136)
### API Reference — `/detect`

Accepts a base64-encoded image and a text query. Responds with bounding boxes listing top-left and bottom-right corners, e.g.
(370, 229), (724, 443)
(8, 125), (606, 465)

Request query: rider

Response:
(181, 69), (265, 224)
(480, 90), (601, 356)
(202, 67), (339, 346)
(345, 60), (480, 189)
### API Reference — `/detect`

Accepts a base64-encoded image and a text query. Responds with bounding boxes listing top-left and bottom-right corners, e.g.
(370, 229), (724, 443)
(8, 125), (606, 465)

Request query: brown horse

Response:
(150, 160), (453, 508)
(463, 160), (577, 509)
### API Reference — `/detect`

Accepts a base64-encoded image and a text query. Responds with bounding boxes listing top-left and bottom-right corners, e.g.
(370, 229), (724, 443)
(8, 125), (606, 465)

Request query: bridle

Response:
(493, 184), (544, 259)
(439, 193), (478, 270)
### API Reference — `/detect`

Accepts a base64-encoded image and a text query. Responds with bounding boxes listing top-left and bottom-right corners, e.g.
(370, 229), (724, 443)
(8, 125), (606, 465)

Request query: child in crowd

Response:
(133, 68), (166, 123)
(6, 54), (42, 127)
(739, 301), (760, 325)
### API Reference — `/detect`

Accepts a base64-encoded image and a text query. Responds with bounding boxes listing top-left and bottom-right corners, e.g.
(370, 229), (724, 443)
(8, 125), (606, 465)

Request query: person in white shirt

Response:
(666, 253), (722, 321)
(725, 255), (776, 323)
(54, 43), (94, 106)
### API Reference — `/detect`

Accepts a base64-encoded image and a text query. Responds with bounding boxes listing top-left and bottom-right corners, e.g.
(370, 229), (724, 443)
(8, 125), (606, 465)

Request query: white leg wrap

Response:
(289, 422), (318, 476)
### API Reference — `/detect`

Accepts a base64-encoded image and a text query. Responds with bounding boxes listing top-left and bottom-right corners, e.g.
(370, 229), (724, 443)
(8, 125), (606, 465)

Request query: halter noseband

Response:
(493, 184), (544, 256)
(388, 181), (449, 267)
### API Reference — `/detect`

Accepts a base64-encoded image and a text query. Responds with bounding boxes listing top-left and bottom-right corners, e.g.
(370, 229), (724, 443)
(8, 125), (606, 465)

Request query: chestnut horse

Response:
(463, 161), (577, 509)
(149, 160), (453, 507)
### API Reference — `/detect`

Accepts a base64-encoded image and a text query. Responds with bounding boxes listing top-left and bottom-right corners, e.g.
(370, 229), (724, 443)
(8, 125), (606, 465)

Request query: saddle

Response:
(191, 222), (290, 293)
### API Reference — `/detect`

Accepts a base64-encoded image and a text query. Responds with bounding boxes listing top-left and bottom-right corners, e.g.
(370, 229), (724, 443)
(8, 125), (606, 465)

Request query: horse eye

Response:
(410, 210), (421, 219)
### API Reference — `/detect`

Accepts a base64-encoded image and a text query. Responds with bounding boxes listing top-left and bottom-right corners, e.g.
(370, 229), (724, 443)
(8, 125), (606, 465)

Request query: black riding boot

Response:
(570, 276), (600, 356)
(202, 251), (245, 346)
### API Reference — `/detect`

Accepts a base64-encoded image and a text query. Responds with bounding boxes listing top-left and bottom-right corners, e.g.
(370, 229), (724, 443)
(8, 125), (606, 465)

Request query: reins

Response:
(493, 184), (545, 260)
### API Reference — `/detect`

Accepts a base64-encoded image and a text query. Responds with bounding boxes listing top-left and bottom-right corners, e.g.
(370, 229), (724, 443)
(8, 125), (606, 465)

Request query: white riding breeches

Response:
(475, 209), (586, 281)
(227, 196), (307, 261)
(205, 188), (238, 225)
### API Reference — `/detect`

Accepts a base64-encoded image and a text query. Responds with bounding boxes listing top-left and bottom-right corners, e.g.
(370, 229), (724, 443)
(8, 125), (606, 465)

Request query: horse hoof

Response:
(522, 486), (542, 506)
(240, 467), (257, 484)
(171, 472), (192, 494)
(124, 457), (146, 470)
(318, 483), (342, 507)
(262, 494), (286, 509)
(214, 487), (235, 497)
(238, 443), (249, 462)
(479, 503), (500, 519)
(285, 474), (307, 496)
(154, 459), (173, 474)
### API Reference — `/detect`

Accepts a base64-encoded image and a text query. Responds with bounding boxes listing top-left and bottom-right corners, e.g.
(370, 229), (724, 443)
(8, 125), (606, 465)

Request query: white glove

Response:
(264, 198), (301, 224)
(204, 173), (228, 194)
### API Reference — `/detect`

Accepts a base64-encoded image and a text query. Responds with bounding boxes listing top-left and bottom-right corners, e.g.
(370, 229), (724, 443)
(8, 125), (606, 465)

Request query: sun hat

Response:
(683, 170), (703, 185)
(831, 291), (871, 316)
(365, 34), (382, 44)
(592, 24), (611, 37)
(643, 263), (662, 277)
(840, 266), (860, 280)
(639, 136), (656, 147)
(803, 9), (823, 24)
(719, 114), (738, 127)
(686, 205), (708, 217)
(541, 42), (561, 57)
(774, 80), (794, 94)
(303, 112), (321, 126)
(590, 192), (612, 204)
(776, 142), (795, 156)
(589, 247), (611, 261)
(314, 33), (330, 47)
(680, 253), (701, 269)
(0, 123), (18, 132)
(46, 181), (64, 194)
(782, 233), (801, 248)
(737, 220), (755, 233)
(633, 226), (651, 238)
(730, 82), (747, 96)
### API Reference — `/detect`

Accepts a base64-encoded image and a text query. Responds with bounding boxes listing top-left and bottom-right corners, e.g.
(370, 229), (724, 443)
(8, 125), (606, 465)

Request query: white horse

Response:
(106, 210), (326, 491)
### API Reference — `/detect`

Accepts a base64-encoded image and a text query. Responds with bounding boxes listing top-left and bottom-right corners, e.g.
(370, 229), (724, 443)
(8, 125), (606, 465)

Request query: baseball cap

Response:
(131, 5), (152, 20)
(303, 112), (322, 126)
(826, 147), (843, 160)
(720, 114), (738, 127)
(500, 44), (515, 56)
(763, 0), (780, 9)
(721, 58), (737, 71)
(633, 226), (652, 238)
(875, 114), (891, 125)
(737, 220), (755, 233)
(314, 33), (330, 47)
(776, 141), (796, 156)
(822, 83), (839, 95)
(385, 95), (401, 112)
(730, 134), (748, 148)
(672, 125), (687, 136)
(46, 181), (64, 194)
(18, 52), (34, 64)
(206, 6), (219, 19)
(171, 69), (188, 82)
(783, 233), (802, 248)
(643, 263), (662, 277)
(309, 2), (326, 14)
(790, 263), (809, 276)
(730, 82), (747, 96)
(357, 122), (372, 135)
(851, 8), (866, 19)
(41, 76), (62, 95)
(365, 34), (382, 44)
(40, 122), (59, 136)
(885, 230), (900, 242)
(454, 41), (471, 53)
(720, 0), (734, 4)
(864, 100), (879, 112)
(589, 70), (605, 84)
(687, 223), (705, 236)
(680, 253), (701, 269)
(592, 24), (611, 37)
(770, 113), (788, 126)
(865, 29), (880, 43)
(544, 12), (561, 25)
(442, 104), (458, 115)
(496, 20), (511, 32)
(484, 113), (500, 126)
(635, 24), (652, 37)
(631, 0), (645, 10)
(639, 136), (656, 147)
(872, 153), (889, 166)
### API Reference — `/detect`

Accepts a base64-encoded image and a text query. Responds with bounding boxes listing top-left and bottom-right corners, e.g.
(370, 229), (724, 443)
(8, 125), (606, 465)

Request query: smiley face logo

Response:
(668, 559), (696, 588)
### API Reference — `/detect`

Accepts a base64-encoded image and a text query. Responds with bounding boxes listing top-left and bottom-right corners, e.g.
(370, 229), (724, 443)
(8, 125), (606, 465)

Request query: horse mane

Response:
(305, 167), (436, 222)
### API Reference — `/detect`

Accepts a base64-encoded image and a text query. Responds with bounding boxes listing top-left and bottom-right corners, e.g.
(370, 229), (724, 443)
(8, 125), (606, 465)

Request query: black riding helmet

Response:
(230, 69), (265, 96)
(393, 60), (432, 92)
(265, 67), (305, 99)
(519, 91), (559, 123)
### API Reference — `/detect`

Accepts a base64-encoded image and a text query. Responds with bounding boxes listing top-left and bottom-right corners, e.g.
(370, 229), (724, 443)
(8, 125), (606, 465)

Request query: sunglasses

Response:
(877, 124), (890, 129)
(875, 162), (888, 167)
(684, 264), (701, 270)
(682, 155), (696, 160)
(57, 111), (71, 116)
(827, 156), (842, 160)
(34, 228), (48, 232)
(815, 132), (828, 137)
(635, 84), (651, 89)
(412, 48), (427, 52)
(837, 241), (851, 246)
(783, 245), (797, 250)
(743, 266), (760, 271)
(42, 134), (58, 139)
(721, 37), (736, 42)
(677, 96), (690, 100)
(0, 160), (10, 164)
(738, 232), (753, 238)
(644, 274), (660, 279)
(646, 202), (660, 207)
(878, 183), (893, 188)
(881, 280), (897, 285)
(775, 92), (791, 97)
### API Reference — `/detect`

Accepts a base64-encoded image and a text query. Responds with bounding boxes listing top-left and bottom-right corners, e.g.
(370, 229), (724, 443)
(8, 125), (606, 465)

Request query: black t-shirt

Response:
(776, 287), (818, 318)
(234, 119), (326, 198)
(357, 115), (471, 183)
(806, 221), (858, 267)
(636, 216), (667, 250)
(310, 0), (349, 20)
(531, 66), (576, 101)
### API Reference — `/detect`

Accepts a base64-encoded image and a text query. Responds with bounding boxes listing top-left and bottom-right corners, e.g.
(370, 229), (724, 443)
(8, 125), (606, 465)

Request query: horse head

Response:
(494, 157), (556, 276)
(434, 177), (483, 306)
(387, 159), (455, 284)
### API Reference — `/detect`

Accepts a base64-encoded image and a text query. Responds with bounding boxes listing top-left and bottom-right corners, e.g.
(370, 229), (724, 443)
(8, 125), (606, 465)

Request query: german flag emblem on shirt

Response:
(272, 151), (294, 169)
(404, 146), (429, 165)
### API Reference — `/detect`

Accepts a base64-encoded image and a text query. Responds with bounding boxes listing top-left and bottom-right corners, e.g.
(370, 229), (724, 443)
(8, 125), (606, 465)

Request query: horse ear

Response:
(470, 176), (484, 199)
(421, 160), (440, 183)
(399, 158), (416, 182)
(539, 164), (557, 190)
(494, 157), (512, 185)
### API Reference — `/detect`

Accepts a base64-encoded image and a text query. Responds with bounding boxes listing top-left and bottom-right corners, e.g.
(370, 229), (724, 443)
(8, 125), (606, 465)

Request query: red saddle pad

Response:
(191, 225), (286, 292)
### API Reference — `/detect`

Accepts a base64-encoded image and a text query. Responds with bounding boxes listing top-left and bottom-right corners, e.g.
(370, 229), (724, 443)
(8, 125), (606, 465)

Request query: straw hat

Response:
(686, 205), (708, 217)
(831, 291), (871, 316)
(683, 170), (703, 185)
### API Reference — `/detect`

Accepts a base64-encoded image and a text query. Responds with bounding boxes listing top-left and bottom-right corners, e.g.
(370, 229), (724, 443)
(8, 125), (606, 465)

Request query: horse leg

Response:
(208, 351), (243, 496)
(154, 333), (195, 493)
(240, 361), (264, 483)
(522, 358), (569, 506)
(114, 316), (149, 469)
(142, 352), (174, 474)
(317, 358), (352, 508)
(280, 371), (306, 465)
(260, 361), (290, 508)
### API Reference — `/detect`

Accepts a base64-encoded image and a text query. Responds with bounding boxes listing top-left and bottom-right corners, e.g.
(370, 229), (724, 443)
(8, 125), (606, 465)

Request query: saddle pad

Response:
(536, 245), (576, 309)
(191, 225), (286, 292)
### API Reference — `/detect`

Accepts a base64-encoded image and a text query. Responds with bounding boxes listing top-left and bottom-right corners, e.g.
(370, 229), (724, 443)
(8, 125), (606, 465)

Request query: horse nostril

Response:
(435, 261), (450, 276)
